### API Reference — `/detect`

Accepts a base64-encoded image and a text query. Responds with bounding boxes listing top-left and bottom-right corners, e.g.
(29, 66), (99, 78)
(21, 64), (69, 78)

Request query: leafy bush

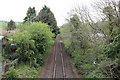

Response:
(6, 22), (54, 67)
(15, 64), (37, 78)
(103, 34), (120, 78)
(104, 34), (120, 59)
(3, 64), (37, 78)
(3, 22), (54, 78)
(73, 54), (84, 69)
(3, 67), (18, 79)
(85, 69), (106, 78)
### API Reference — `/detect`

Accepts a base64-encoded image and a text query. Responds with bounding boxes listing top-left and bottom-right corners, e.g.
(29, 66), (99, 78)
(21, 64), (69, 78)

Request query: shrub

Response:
(85, 69), (106, 78)
(7, 22), (54, 67)
(3, 67), (18, 79)
(15, 64), (37, 78)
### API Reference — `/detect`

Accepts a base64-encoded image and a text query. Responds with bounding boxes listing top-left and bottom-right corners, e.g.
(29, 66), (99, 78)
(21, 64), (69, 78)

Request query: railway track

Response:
(40, 35), (76, 78)
(53, 36), (65, 78)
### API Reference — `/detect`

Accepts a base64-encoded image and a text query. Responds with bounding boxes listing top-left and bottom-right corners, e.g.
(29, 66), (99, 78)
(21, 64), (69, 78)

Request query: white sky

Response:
(0, 0), (92, 26)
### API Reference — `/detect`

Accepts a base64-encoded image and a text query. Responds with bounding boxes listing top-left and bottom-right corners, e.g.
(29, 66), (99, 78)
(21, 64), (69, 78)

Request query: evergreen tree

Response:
(36, 5), (59, 36)
(24, 7), (36, 23)
(7, 20), (16, 30)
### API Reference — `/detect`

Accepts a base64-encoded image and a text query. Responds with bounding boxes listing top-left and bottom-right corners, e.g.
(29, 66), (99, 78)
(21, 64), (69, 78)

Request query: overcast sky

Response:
(0, 0), (92, 26)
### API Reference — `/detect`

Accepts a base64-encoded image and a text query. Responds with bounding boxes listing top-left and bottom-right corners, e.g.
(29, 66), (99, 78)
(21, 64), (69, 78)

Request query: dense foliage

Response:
(36, 5), (60, 36)
(60, 0), (120, 78)
(4, 64), (37, 78)
(3, 22), (54, 78)
(23, 7), (36, 23)
(7, 20), (16, 30)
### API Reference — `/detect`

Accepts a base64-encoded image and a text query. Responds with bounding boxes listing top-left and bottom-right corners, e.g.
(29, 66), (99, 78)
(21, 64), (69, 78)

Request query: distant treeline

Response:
(0, 20), (21, 23)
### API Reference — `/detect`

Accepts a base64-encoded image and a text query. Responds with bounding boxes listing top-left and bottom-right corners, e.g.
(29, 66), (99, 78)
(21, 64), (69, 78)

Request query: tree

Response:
(70, 14), (80, 30)
(7, 20), (16, 30)
(103, 6), (116, 21)
(24, 7), (36, 23)
(118, 1), (120, 26)
(7, 22), (54, 67)
(36, 5), (59, 36)
(93, 0), (120, 78)
(61, 0), (120, 78)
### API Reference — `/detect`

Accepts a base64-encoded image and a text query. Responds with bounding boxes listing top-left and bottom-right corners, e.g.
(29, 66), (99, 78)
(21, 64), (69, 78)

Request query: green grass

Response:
(0, 22), (7, 30)
(0, 22), (7, 27)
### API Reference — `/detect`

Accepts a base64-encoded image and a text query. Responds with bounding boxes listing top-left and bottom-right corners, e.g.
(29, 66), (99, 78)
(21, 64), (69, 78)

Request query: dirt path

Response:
(40, 34), (77, 78)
